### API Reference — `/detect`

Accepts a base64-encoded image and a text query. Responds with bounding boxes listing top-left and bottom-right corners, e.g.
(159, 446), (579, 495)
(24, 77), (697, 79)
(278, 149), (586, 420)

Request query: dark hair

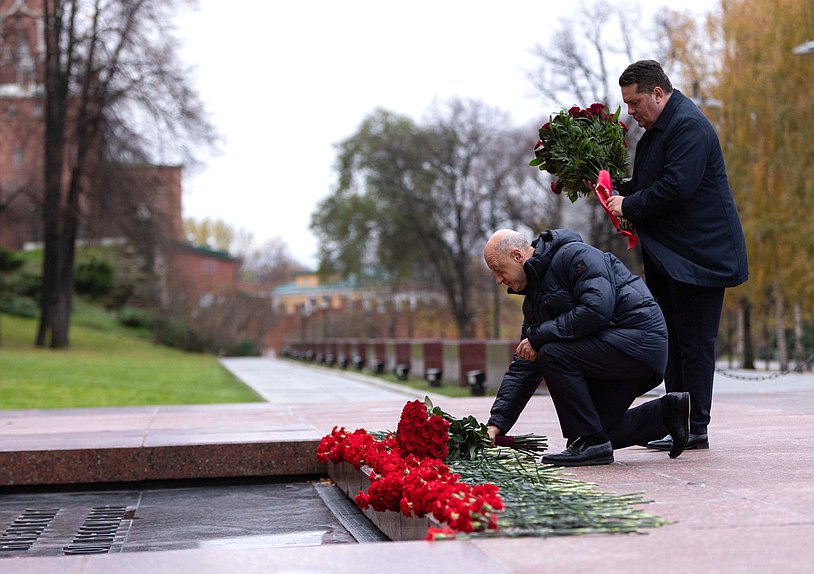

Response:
(618, 60), (673, 94)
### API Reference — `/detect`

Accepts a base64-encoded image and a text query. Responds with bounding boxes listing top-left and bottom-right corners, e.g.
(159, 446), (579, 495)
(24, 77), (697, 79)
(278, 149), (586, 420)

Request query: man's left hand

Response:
(606, 195), (624, 217)
(516, 338), (538, 362)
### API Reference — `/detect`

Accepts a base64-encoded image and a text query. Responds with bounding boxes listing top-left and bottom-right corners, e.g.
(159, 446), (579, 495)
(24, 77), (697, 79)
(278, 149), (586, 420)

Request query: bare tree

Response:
(38, 0), (216, 348)
(242, 237), (306, 287)
(525, 1), (672, 273)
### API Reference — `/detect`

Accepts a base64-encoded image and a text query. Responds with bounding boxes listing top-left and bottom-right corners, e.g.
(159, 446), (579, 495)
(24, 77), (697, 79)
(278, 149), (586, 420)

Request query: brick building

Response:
(0, 0), (239, 306)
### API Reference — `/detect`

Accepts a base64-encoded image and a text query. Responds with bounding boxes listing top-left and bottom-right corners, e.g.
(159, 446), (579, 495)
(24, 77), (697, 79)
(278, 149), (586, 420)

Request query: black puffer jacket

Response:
(487, 229), (667, 433)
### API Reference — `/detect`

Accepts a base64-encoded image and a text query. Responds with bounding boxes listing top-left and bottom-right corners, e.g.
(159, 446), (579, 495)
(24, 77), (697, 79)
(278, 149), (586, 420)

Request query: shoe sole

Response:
(669, 392), (691, 458)
(542, 456), (614, 467)
(647, 441), (709, 451)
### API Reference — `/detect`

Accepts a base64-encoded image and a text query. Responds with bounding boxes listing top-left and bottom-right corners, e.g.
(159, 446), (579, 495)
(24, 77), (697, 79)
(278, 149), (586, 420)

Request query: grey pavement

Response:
(219, 356), (447, 404)
(221, 355), (814, 402)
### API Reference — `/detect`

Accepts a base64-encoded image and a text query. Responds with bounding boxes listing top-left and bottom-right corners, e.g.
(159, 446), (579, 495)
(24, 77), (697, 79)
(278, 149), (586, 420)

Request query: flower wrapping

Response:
(594, 170), (637, 250)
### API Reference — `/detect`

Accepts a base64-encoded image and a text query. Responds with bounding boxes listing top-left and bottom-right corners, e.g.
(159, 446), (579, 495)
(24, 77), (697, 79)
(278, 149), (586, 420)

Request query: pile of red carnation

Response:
(395, 399), (450, 460)
(316, 400), (504, 537)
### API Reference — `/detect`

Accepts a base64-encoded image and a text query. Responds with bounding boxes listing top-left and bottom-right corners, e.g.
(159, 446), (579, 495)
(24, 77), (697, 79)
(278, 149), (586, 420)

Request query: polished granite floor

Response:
(2, 357), (813, 573)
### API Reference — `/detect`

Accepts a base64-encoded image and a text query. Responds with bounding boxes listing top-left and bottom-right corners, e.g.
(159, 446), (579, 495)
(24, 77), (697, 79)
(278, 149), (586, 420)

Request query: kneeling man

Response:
(484, 229), (688, 466)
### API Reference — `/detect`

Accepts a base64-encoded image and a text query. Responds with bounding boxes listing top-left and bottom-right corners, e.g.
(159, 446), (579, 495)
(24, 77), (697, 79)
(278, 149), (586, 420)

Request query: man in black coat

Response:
(483, 228), (689, 466)
(607, 60), (748, 451)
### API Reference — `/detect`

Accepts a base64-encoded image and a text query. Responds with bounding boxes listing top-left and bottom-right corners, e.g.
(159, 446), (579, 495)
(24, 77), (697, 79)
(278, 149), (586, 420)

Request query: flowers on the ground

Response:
(317, 424), (504, 535)
(530, 103), (629, 203)
(318, 398), (667, 540)
(396, 399), (450, 460)
(317, 397), (543, 536)
(412, 397), (547, 461)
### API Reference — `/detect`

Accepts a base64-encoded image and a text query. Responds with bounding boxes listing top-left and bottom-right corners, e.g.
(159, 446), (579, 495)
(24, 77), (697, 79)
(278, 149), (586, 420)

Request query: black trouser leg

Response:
(537, 337), (665, 448)
(643, 253), (725, 435)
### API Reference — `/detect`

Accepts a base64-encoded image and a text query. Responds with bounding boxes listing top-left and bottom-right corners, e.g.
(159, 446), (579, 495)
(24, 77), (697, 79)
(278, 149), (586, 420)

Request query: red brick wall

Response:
(166, 244), (239, 304)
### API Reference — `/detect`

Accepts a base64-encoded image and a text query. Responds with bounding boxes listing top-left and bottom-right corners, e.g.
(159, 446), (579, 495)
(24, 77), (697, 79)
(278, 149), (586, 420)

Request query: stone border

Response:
(0, 441), (323, 487)
(327, 461), (441, 541)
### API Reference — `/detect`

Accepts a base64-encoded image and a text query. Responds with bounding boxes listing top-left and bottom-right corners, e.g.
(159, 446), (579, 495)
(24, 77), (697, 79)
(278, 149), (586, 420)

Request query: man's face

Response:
(621, 84), (663, 130)
(485, 248), (527, 292)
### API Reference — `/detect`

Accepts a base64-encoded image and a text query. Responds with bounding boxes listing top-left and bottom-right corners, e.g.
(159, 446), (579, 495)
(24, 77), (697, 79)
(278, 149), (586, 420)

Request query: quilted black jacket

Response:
(487, 229), (667, 433)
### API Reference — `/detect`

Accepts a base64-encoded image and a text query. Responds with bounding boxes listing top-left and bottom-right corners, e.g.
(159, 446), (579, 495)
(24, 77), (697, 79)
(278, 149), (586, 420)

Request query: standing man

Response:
(483, 228), (689, 466)
(607, 60), (748, 451)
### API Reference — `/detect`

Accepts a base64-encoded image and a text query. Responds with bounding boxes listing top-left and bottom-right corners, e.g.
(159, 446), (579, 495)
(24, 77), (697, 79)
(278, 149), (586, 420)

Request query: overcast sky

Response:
(176, 0), (711, 268)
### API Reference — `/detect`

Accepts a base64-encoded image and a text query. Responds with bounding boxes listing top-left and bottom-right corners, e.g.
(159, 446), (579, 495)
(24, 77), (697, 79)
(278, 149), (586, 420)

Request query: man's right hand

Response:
(487, 425), (501, 447)
(516, 338), (538, 362)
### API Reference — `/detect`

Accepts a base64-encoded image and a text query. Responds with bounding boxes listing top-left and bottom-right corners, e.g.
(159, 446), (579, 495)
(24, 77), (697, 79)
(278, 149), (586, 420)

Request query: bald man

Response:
(484, 228), (689, 466)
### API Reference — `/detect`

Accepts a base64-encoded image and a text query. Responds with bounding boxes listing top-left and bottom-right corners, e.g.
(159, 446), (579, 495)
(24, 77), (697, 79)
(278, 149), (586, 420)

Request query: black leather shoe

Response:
(541, 438), (614, 467)
(662, 392), (689, 458)
(647, 433), (709, 452)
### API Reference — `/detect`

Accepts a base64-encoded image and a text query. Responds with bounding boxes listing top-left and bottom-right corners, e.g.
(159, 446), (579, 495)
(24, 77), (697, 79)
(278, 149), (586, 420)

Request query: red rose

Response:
(550, 180), (562, 194)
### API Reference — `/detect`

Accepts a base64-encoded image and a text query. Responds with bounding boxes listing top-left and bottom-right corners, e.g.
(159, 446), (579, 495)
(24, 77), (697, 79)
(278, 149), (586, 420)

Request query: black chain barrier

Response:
(714, 354), (814, 381)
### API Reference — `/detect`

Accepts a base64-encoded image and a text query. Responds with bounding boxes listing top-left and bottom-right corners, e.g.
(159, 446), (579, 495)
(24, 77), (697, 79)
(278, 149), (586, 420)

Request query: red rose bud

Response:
(533, 140), (544, 157)
(589, 102), (605, 115)
(550, 180), (562, 194)
(619, 120), (628, 133)
(568, 105), (581, 118)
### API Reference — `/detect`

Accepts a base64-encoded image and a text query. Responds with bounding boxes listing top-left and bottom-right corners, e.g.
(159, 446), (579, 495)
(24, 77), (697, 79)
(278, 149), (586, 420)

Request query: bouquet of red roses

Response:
(403, 397), (547, 461)
(529, 103), (629, 203)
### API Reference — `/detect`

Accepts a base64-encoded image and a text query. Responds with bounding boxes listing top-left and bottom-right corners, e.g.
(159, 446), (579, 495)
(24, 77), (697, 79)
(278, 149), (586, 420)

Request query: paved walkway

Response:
(1, 357), (813, 573)
(219, 357), (447, 404)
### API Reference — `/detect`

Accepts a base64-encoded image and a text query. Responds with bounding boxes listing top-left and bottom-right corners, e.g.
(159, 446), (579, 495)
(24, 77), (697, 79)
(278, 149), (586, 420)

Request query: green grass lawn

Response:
(0, 309), (262, 410)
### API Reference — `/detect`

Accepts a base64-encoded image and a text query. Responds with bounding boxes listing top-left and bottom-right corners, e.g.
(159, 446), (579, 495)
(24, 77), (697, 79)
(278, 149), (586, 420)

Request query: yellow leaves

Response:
(716, 0), (814, 306)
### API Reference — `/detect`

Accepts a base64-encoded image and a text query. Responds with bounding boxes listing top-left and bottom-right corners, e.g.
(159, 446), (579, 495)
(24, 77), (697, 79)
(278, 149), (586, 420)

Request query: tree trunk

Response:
(739, 298), (755, 369)
(793, 301), (806, 371)
(37, 0), (69, 348)
(726, 309), (736, 369)
(774, 286), (788, 371)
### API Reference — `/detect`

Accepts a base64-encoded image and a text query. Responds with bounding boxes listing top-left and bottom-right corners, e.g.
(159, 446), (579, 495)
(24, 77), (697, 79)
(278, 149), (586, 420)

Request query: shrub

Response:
(0, 295), (39, 318)
(117, 307), (157, 330)
(74, 258), (114, 299)
(154, 317), (212, 353)
(226, 339), (262, 357)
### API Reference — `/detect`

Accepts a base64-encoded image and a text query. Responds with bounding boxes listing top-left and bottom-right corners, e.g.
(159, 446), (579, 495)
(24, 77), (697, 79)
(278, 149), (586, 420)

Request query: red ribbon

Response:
(594, 170), (637, 250)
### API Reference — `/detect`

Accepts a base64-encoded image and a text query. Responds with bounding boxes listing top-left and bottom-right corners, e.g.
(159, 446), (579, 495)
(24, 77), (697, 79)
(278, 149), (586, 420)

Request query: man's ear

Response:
(511, 248), (523, 263)
(653, 86), (665, 103)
